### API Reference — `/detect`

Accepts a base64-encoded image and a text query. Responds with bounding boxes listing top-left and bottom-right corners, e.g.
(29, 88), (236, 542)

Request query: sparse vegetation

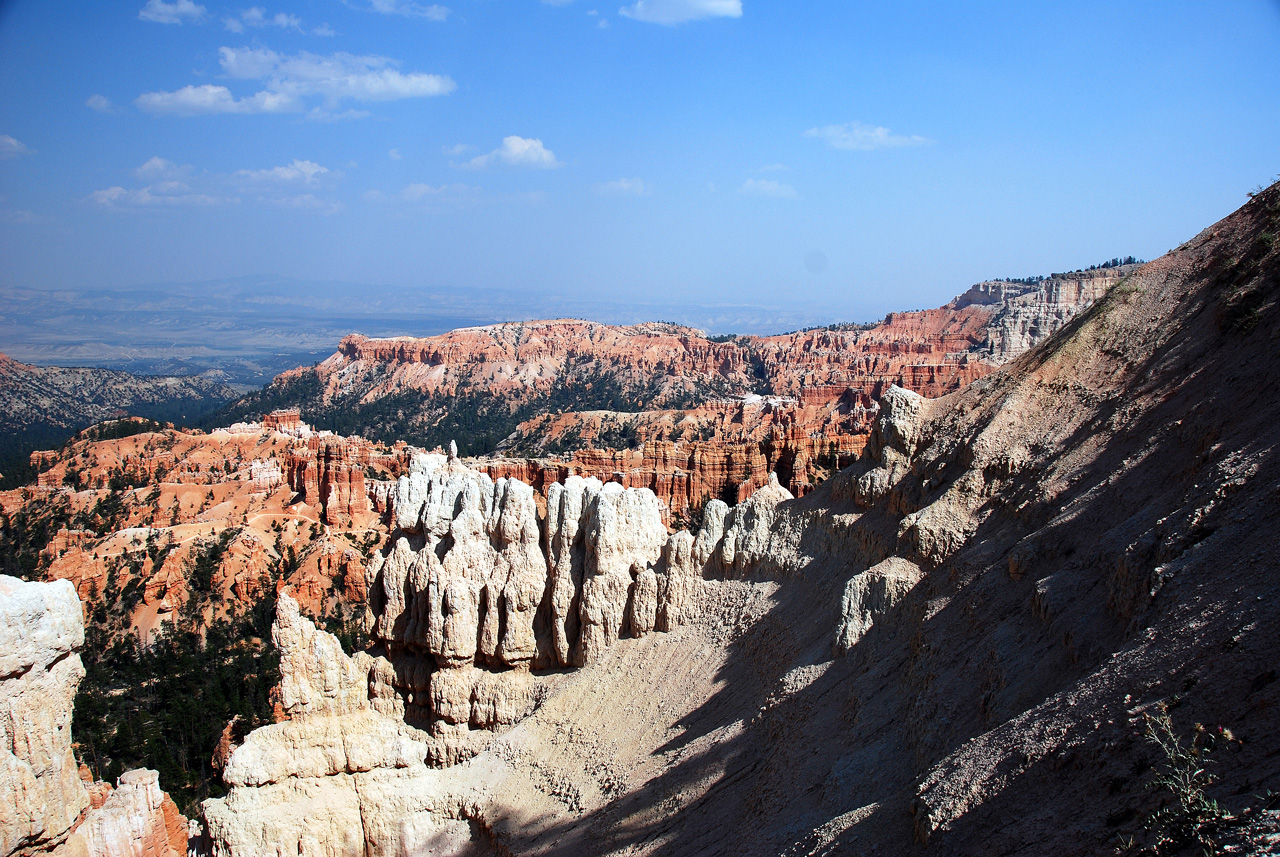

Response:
(1132, 707), (1234, 856)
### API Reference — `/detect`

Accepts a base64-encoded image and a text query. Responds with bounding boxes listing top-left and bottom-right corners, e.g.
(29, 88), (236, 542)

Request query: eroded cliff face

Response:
(360, 450), (757, 766)
(0, 577), (87, 857)
(0, 576), (187, 857)
(203, 188), (1278, 856)
(220, 268), (1121, 509)
(202, 450), (800, 856)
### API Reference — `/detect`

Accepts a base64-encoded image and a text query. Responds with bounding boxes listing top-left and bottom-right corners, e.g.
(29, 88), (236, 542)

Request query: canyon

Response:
(3, 186), (1279, 856)
(216, 265), (1131, 522)
(191, 183), (1280, 855)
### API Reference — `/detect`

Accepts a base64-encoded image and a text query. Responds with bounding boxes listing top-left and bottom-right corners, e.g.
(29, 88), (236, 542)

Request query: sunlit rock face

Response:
(365, 453), (704, 765)
(0, 576), (88, 857)
(0, 576), (188, 857)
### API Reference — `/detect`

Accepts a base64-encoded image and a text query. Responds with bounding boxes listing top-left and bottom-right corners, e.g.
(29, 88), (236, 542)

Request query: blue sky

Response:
(0, 0), (1277, 327)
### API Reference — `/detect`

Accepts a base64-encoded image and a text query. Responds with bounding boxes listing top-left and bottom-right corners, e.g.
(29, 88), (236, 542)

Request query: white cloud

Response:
(464, 136), (560, 170)
(804, 122), (929, 151)
(0, 135), (33, 158)
(89, 185), (234, 208)
(134, 156), (190, 179)
(138, 0), (206, 24)
(225, 7), (303, 32)
(401, 182), (474, 200)
(739, 178), (797, 198)
(365, 0), (449, 20)
(595, 177), (649, 195)
(235, 159), (330, 183)
(402, 183), (444, 200)
(92, 156), (340, 213)
(136, 48), (455, 116)
(1, 208), (46, 224)
(136, 84), (296, 115)
(86, 94), (115, 113)
(619, 0), (740, 24)
(312, 23), (336, 36)
(388, 148), (402, 160)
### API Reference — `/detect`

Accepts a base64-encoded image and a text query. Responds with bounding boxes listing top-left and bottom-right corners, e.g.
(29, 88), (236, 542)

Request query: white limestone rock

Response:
(718, 473), (794, 576)
(854, 385), (927, 508)
(0, 576), (89, 857)
(578, 483), (667, 665)
(835, 558), (923, 653)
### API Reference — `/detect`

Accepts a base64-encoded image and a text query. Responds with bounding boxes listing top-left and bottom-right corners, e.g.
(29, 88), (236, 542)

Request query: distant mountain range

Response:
(0, 354), (238, 486)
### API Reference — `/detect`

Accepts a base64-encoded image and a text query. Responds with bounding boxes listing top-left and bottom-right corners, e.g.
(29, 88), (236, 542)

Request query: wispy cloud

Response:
(401, 182), (474, 200)
(138, 0), (207, 24)
(90, 185), (234, 209)
(235, 159), (331, 184)
(619, 0), (741, 25)
(91, 156), (341, 212)
(463, 136), (561, 170)
(135, 156), (190, 179)
(595, 177), (650, 195)
(0, 135), (34, 159)
(264, 193), (341, 214)
(739, 178), (797, 198)
(136, 47), (455, 117)
(1, 208), (48, 224)
(135, 84), (294, 115)
(86, 94), (115, 113)
(804, 122), (929, 151)
(388, 148), (403, 160)
(362, 0), (449, 20)
(224, 7), (303, 33)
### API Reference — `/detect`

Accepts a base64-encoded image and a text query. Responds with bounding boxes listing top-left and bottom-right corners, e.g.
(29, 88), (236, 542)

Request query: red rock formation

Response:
(261, 409), (302, 433)
(8, 423), (396, 645)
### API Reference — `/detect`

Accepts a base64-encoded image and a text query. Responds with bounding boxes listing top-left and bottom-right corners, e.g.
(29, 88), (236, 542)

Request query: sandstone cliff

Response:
(217, 267), (1122, 479)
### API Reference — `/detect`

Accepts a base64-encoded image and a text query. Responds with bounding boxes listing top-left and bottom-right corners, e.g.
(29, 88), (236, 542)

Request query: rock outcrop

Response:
(365, 452), (705, 764)
(62, 770), (186, 857)
(202, 594), (484, 857)
(197, 186), (1280, 856)
(0, 577), (87, 857)
(0, 576), (187, 857)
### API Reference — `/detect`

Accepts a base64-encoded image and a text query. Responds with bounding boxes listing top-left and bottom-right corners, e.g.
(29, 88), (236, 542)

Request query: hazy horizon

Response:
(1, 0), (1278, 333)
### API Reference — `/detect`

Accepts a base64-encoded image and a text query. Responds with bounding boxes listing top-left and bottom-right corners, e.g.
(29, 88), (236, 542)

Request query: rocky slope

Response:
(199, 188), (1280, 856)
(0, 355), (238, 487)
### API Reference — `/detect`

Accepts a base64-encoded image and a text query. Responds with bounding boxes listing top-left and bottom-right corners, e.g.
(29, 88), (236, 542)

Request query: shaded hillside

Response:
(0, 355), (238, 488)
(446, 184), (1280, 855)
